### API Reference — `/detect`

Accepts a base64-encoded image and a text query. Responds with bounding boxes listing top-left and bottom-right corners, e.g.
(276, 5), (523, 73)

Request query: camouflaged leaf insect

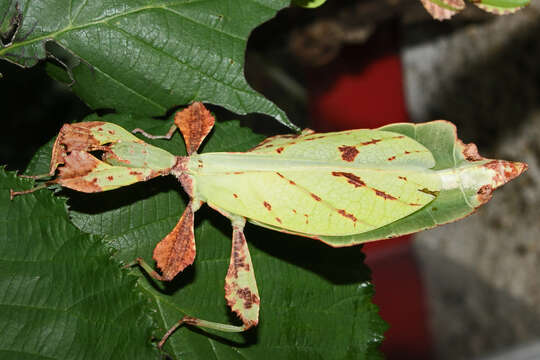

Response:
(11, 102), (527, 348)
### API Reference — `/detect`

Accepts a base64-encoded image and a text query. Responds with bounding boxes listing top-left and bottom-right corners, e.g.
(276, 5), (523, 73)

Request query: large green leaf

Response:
(0, 0), (297, 130)
(0, 169), (157, 359)
(24, 113), (386, 359)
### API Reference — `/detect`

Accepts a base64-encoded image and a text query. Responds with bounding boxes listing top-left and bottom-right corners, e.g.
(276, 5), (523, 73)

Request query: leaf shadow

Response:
(62, 175), (186, 215)
(203, 204), (371, 287)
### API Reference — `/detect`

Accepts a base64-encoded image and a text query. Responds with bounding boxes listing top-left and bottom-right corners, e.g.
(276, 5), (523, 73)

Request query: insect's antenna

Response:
(175, 102), (215, 155)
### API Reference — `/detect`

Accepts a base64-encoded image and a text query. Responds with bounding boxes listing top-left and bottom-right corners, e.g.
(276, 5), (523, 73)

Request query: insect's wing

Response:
(194, 129), (441, 237)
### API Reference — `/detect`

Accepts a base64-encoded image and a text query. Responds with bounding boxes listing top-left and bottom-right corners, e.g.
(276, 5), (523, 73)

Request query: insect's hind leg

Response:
(209, 205), (260, 328)
(155, 205), (260, 348)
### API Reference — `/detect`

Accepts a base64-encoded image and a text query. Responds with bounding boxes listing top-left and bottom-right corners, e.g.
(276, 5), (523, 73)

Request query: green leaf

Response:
(292, 0), (328, 8)
(25, 114), (386, 359)
(0, 0), (298, 130)
(420, 0), (529, 19)
(0, 168), (156, 359)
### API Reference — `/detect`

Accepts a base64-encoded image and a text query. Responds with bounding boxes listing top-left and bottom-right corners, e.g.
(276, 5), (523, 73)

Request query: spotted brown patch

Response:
(476, 184), (493, 204)
(311, 193), (321, 201)
(275, 217), (282, 224)
(236, 287), (260, 309)
(263, 201), (272, 210)
(49, 122), (105, 175)
(398, 176), (407, 181)
(332, 171), (366, 187)
(338, 145), (359, 162)
(152, 203), (196, 281)
(55, 151), (103, 192)
(107, 176), (114, 181)
(233, 193), (238, 198)
(388, 156), (396, 161)
(483, 160), (527, 187)
(276, 147), (284, 154)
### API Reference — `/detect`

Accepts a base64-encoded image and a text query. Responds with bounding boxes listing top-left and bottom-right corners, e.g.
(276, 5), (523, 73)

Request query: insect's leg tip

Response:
(9, 189), (15, 200)
(122, 257), (143, 269)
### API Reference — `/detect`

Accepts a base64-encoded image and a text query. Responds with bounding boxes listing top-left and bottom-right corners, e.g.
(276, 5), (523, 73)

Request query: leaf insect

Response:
(11, 102), (527, 347)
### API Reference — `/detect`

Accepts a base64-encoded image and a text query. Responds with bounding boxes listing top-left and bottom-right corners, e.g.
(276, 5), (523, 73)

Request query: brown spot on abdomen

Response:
(332, 172), (366, 187)
(361, 139), (381, 146)
(337, 209), (357, 222)
(374, 189), (397, 200)
(338, 145), (359, 162)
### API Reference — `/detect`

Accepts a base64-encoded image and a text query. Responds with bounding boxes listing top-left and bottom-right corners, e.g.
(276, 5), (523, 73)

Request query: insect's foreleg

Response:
(132, 124), (177, 140)
(127, 200), (199, 281)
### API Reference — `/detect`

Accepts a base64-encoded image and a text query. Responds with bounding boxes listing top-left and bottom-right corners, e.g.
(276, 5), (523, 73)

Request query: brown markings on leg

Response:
(224, 225), (260, 328)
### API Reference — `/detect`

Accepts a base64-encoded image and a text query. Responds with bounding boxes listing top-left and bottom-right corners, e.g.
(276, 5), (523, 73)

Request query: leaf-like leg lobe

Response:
(224, 219), (260, 328)
(153, 201), (196, 281)
(175, 102), (215, 155)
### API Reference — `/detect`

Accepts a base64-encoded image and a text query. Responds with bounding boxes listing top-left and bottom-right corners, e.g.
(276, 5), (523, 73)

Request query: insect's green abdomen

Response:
(188, 129), (441, 236)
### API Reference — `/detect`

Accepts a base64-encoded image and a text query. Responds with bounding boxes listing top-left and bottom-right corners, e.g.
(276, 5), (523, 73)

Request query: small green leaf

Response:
(0, 1), (298, 130)
(472, 0), (529, 14)
(420, 0), (529, 19)
(292, 0), (328, 8)
(0, 168), (156, 359)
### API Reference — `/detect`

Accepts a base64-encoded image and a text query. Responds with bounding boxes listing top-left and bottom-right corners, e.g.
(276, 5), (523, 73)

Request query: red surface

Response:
(306, 27), (433, 360)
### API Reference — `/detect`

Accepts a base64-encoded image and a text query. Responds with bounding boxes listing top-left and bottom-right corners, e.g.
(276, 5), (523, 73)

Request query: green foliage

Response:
(0, 169), (156, 359)
(292, 0), (328, 8)
(0, 0), (297, 129)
